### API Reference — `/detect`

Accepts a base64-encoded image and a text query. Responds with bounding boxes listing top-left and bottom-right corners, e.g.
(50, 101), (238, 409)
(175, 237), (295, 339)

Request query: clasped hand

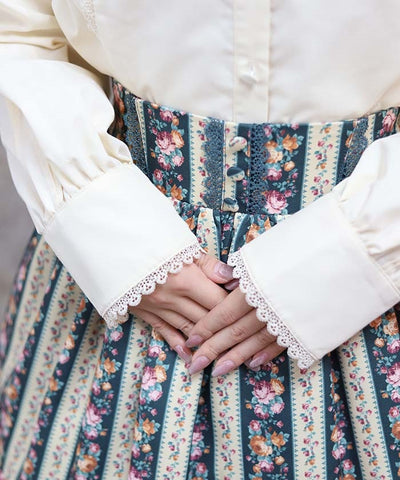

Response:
(129, 253), (285, 376)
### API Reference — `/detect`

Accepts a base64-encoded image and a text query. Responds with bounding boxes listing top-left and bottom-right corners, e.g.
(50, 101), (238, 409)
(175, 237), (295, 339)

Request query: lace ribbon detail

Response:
(104, 243), (202, 328)
(228, 250), (315, 369)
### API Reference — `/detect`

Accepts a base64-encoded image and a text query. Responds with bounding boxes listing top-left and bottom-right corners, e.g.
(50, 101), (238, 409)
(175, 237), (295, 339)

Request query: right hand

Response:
(129, 253), (233, 363)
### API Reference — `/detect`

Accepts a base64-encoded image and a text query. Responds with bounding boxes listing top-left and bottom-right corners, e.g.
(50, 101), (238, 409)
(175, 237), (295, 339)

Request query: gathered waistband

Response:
(110, 80), (400, 217)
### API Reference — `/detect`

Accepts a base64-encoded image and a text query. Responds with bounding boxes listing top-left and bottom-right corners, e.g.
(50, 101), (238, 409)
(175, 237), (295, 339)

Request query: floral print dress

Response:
(1, 81), (400, 479)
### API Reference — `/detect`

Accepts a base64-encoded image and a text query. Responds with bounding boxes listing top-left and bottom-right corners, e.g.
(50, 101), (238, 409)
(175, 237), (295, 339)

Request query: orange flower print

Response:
(142, 418), (156, 436)
(5, 384), (18, 400)
(392, 421), (400, 439)
(282, 134), (298, 153)
(185, 217), (195, 231)
(249, 435), (273, 456)
(283, 160), (295, 172)
(330, 425), (343, 443)
(245, 224), (260, 243)
(170, 184), (183, 200)
(265, 140), (278, 149)
(271, 378), (285, 395)
(23, 459), (34, 475)
(78, 455), (98, 473)
(65, 334), (75, 350)
(370, 316), (382, 329)
(271, 431), (286, 448)
(171, 129), (185, 149)
(49, 376), (58, 392)
(383, 312), (399, 336)
(154, 365), (167, 382)
(103, 358), (116, 374)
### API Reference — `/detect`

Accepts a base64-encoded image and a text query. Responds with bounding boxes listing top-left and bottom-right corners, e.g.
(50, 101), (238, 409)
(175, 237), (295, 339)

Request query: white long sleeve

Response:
(229, 134), (400, 368)
(0, 0), (200, 324)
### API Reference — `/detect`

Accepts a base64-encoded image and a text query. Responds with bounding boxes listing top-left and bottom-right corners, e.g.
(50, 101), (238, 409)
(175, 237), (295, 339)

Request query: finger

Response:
(136, 297), (208, 327)
(211, 330), (282, 377)
(195, 253), (234, 284)
(188, 310), (266, 375)
(225, 278), (239, 291)
(134, 309), (192, 363)
(132, 306), (195, 336)
(186, 288), (252, 348)
(185, 270), (228, 310)
(248, 343), (286, 369)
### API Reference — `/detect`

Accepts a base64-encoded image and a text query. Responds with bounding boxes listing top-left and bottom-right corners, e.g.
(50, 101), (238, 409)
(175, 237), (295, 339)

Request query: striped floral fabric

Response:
(1, 81), (400, 479)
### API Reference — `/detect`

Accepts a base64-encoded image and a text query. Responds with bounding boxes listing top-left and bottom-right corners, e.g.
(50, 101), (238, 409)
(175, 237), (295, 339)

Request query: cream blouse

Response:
(1, 0), (400, 368)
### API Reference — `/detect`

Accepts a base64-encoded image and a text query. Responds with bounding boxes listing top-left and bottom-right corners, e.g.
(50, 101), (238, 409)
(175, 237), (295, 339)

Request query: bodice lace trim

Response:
(104, 243), (202, 328)
(228, 250), (315, 369)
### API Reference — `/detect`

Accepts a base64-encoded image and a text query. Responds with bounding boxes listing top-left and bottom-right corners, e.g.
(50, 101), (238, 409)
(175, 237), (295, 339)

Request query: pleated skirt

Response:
(1, 83), (400, 479)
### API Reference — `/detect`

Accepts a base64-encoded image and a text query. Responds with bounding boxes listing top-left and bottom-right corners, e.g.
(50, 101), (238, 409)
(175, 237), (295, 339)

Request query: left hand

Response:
(186, 288), (285, 376)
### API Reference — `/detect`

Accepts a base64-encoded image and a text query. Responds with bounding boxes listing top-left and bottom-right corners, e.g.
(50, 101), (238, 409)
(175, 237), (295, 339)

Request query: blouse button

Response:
(240, 65), (258, 86)
(227, 166), (245, 182)
(223, 197), (239, 212)
(228, 136), (247, 153)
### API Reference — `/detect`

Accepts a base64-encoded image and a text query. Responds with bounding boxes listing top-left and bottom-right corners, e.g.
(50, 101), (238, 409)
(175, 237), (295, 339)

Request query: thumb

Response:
(195, 253), (234, 284)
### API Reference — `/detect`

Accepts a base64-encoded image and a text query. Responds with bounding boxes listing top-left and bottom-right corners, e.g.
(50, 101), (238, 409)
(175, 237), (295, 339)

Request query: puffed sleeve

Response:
(228, 133), (400, 369)
(0, 0), (201, 327)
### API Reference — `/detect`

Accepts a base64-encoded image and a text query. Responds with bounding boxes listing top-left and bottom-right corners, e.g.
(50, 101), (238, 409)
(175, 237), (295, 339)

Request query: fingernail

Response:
(188, 355), (209, 375)
(215, 262), (233, 281)
(186, 334), (203, 348)
(173, 345), (192, 364)
(225, 279), (239, 290)
(249, 353), (269, 369)
(211, 360), (235, 377)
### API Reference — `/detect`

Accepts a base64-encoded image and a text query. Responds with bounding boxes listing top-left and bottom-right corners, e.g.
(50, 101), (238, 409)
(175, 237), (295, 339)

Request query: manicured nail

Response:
(249, 353), (269, 369)
(211, 360), (235, 377)
(188, 355), (210, 375)
(186, 334), (203, 348)
(173, 345), (192, 364)
(215, 262), (234, 281)
(225, 279), (239, 290)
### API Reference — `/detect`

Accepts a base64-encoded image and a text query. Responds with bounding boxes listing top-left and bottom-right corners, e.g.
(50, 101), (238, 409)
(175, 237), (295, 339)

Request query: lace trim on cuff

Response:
(104, 243), (202, 328)
(228, 250), (315, 369)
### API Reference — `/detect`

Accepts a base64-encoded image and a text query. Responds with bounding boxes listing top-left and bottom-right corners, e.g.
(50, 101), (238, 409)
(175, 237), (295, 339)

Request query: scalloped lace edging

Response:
(104, 243), (202, 328)
(228, 250), (315, 369)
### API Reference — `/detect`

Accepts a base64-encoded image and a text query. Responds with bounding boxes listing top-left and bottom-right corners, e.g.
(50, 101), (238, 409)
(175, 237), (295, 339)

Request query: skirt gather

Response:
(1, 83), (400, 479)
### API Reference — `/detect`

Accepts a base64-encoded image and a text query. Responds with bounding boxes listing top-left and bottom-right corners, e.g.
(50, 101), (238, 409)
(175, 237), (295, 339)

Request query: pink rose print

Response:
(265, 190), (287, 214)
(129, 466), (143, 480)
(271, 402), (285, 414)
(259, 460), (274, 473)
(160, 109), (174, 122)
(142, 366), (158, 390)
(190, 446), (203, 460)
(110, 330), (123, 342)
(254, 404), (269, 419)
(253, 380), (276, 404)
(332, 444), (346, 460)
(148, 345), (162, 357)
(343, 459), (353, 470)
(86, 403), (101, 426)
(197, 463), (207, 474)
(387, 362), (400, 386)
(388, 339), (400, 354)
(249, 420), (260, 431)
(149, 389), (163, 401)
(172, 155), (184, 167)
(266, 167), (282, 181)
(153, 169), (163, 181)
(391, 389), (400, 403)
(390, 406), (400, 417)
(382, 110), (396, 133)
(157, 154), (171, 170)
(156, 131), (175, 155)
